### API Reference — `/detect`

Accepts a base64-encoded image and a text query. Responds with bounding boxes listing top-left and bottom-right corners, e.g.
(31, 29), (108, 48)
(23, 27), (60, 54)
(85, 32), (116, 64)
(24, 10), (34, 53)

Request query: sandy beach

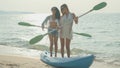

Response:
(0, 55), (47, 68)
(0, 45), (119, 68)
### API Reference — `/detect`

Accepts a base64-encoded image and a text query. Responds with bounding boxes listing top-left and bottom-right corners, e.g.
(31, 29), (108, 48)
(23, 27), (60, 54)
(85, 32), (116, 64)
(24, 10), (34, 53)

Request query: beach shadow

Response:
(0, 63), (4, 68)
(6, 63), (20, 68)
(0, 63), (20, 68)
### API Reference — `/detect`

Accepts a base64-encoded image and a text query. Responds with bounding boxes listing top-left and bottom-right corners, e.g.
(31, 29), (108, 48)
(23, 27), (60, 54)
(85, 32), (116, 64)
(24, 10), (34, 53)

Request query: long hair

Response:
(51, 7), (60, 20)
(60, 4), (69, 15)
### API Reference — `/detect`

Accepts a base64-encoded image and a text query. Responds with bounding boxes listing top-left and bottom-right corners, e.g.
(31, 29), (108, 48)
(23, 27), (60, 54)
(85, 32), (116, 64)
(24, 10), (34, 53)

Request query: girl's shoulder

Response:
(69, 12), (76, 18)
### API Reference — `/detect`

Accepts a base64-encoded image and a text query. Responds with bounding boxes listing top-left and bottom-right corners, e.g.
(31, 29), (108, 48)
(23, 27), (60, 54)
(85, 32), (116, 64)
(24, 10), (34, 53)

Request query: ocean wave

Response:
(27, 45), (99, 55)
(95, 58), (120, 66)
(0, 37), (30, 47)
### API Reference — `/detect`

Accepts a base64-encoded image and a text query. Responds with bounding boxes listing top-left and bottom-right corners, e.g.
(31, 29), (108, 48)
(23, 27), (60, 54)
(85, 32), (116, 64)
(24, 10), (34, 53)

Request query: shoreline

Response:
(0, 45), (120, 68)
(0, 55), (119, 68)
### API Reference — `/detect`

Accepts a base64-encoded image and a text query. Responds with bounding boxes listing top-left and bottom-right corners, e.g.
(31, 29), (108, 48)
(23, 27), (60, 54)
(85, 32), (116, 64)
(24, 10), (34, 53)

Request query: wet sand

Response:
(0, 45), (119, 68)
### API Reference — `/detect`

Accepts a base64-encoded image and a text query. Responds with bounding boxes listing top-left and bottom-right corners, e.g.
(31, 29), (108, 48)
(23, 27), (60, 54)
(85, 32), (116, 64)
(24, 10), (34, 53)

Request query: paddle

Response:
(29, 31), (92, 44)
(78, 2), (107, 18)
(18, 22), (92, 44)
(18, 22), (92, 37)
(29, 30), (92, 44)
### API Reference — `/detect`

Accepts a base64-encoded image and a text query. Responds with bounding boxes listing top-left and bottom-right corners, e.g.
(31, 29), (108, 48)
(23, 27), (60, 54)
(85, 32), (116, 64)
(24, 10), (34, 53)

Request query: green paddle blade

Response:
(18, 22), (35, 26)
(29, 35), (44, 44)
(74, 32), (92, 37)
(93, 2), (107, 10)
(29, 29), (56, 44)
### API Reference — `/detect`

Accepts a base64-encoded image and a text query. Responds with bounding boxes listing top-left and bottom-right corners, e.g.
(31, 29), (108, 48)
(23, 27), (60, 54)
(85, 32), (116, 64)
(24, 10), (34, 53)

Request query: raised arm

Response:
(72, 13), (78, 24)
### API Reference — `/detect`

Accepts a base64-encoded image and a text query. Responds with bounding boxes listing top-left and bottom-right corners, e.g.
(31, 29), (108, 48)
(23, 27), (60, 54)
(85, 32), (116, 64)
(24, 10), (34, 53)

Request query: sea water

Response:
(0, 13), (120, 65)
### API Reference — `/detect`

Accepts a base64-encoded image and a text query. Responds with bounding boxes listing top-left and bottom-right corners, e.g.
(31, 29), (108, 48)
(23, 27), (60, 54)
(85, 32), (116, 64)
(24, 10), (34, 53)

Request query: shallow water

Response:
(0, 13), (120, 65)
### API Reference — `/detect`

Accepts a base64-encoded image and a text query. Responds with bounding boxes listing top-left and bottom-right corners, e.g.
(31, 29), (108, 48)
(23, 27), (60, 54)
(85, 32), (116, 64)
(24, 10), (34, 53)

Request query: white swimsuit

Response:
(42, 15), (59, 36)
(60, 13), (74, 39)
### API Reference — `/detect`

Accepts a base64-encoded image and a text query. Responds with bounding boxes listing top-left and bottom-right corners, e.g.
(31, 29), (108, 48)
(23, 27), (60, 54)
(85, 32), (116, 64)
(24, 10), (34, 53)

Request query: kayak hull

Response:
(40, 52), (94, 68)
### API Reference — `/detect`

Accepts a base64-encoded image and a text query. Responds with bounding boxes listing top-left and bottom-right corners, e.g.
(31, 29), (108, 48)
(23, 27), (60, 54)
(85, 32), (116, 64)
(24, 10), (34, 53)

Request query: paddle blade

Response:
(18, 22), (34, 26)
(29, 35), (44, 44)
(74, 32), (92, 37)
(93, 2), (107, 10)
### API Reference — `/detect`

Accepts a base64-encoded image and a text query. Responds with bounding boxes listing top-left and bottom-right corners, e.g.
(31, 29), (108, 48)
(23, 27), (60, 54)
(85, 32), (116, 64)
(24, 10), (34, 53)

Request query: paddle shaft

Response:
(21, 9), (93, 28)
(78, 9), (93, 18)
(23, 2), (107, 44)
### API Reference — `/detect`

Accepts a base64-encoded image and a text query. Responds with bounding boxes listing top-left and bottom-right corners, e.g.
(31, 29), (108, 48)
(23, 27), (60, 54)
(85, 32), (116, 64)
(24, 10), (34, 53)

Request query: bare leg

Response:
(54, 36), (58, 57)
(66, 38), (71, 58)
(60, 38), (64, 58)
(49, 35), (53, 57)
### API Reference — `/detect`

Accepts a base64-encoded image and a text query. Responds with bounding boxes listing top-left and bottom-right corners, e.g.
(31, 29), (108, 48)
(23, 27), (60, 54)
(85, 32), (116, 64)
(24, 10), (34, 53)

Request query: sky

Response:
(0, 0), (120, 14)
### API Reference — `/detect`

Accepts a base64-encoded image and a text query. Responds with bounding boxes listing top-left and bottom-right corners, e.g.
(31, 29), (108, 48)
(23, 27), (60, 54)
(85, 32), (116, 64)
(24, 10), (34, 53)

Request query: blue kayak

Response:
(40, 51), (94, 68)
